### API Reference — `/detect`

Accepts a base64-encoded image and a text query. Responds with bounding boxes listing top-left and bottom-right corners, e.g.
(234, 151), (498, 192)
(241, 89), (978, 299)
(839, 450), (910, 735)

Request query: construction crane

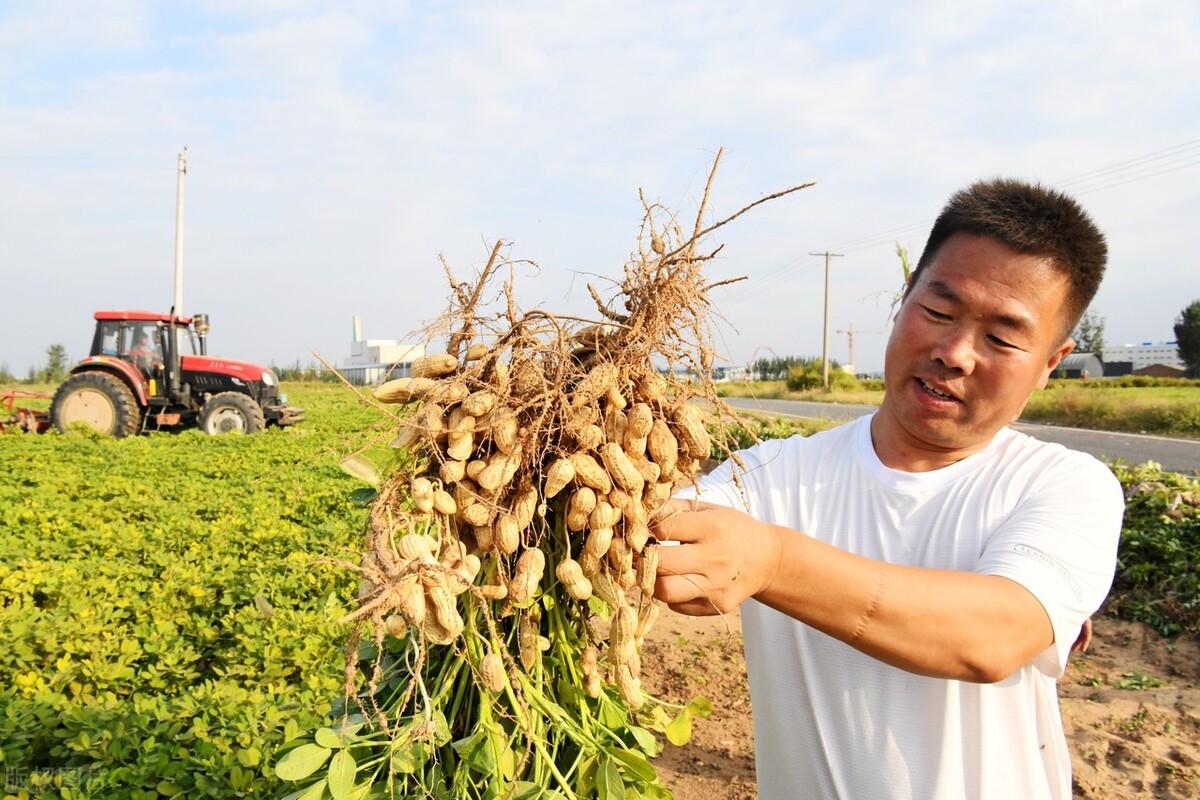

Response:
(835, 323), (887, 375)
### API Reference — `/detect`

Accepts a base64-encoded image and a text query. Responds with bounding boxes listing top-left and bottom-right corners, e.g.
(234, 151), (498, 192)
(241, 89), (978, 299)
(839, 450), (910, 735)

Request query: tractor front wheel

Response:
(199, 392), (265, 435)
(50, 372), (142, 437)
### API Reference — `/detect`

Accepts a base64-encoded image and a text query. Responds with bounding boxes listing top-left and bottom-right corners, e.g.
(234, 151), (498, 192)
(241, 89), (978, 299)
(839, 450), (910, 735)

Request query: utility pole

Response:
(810, 251), (843, 389)
(173, 148), (188, 317)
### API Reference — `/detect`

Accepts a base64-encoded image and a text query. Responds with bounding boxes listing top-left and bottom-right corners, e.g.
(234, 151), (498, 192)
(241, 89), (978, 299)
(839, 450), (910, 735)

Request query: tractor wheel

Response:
(50, 372), (142, 438)
(199, 391), (265, 435)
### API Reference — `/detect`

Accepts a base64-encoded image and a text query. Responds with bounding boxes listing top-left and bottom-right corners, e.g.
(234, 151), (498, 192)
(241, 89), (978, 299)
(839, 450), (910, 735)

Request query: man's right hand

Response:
(650, 499), (783, 616)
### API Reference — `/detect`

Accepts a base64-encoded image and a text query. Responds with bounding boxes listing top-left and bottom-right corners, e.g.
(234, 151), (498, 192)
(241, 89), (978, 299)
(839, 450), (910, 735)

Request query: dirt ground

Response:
(640, 610), (1200, 799)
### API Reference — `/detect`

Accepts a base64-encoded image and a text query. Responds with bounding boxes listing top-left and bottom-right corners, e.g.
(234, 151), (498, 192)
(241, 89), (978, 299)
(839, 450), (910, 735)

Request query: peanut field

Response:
(1, 383), (1196, 799)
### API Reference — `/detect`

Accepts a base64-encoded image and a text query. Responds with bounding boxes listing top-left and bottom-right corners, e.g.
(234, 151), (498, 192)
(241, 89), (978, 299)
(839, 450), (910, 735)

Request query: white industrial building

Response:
(342, 316), (425, 385)
(1101, 342), (1185, 371)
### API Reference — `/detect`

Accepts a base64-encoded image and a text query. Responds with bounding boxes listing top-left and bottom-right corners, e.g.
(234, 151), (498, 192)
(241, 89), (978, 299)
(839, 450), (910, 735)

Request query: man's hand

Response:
(651, 499), (783, 616)
(1070, 618), (1093, 654)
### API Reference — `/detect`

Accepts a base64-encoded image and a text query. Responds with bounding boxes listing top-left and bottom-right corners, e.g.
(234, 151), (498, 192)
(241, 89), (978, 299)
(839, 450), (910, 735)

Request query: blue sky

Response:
(2, 1), (1198, 376)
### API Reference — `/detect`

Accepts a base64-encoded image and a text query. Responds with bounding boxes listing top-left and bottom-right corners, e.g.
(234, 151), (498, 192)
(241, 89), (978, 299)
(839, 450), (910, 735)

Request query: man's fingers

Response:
(655, 497), (719, 518)
(1070, 618), (1094, 654)
(651, 501), (718, 543)
(668, 599), (723, 617)
(653, 573), (711, 606)
(653, 541), (707, 576)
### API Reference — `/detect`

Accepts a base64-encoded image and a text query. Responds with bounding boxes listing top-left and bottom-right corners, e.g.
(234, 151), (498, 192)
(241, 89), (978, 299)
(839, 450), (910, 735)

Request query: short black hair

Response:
(911, 178), (1108, 336)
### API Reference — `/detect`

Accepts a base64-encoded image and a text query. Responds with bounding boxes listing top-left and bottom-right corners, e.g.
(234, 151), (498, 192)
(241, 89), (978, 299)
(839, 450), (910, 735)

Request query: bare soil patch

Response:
(641, 611), (1200, 799)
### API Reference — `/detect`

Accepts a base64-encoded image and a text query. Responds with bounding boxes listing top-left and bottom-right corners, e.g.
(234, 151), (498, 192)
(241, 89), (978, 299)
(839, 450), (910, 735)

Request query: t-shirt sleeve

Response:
(975, 454), (1124, 678)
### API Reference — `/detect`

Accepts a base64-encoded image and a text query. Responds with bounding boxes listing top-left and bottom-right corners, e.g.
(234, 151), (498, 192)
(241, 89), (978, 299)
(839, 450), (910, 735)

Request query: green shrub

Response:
(785, 358), (860, 392)
(712, 415), (834, 457)
(1106, 462), (1200, 636)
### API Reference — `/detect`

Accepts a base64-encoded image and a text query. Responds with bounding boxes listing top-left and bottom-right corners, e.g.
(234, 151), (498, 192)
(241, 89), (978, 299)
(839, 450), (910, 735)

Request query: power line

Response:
(825, 134), (1200, 256)
(1052, 137), (1200, 189)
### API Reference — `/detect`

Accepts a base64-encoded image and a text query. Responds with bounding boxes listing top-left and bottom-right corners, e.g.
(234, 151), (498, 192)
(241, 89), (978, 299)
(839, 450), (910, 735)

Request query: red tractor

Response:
(48, 309), (303, 437)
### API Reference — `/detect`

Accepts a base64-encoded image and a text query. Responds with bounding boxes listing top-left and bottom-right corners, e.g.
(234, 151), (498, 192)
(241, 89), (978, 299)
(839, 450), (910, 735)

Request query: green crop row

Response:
(0, 385), (389, 799)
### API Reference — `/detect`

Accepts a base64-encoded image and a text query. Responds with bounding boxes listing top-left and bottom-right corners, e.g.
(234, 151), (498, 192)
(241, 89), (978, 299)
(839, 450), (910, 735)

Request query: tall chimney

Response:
(353, 315), (363, 343)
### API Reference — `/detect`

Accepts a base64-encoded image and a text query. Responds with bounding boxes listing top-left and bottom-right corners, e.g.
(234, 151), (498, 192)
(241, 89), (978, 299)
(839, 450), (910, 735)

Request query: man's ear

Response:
(1037, 336), (1076, 390)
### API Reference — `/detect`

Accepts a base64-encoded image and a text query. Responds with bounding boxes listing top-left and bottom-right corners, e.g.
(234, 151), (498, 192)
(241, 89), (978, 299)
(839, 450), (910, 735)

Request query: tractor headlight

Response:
(261, 371), (278, 387)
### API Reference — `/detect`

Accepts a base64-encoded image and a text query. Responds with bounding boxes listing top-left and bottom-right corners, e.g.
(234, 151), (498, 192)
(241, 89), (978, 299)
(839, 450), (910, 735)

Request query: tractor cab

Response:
(94, 317), (172, 387)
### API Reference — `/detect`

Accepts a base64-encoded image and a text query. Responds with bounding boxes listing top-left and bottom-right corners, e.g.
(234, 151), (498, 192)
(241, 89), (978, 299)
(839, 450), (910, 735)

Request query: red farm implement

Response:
(1, 391), (52, 434)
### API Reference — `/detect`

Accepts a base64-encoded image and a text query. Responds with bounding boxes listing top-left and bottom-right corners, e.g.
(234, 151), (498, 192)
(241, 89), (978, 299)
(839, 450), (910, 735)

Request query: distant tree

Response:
(751, 355), (809, 381)
(786, 356), (860, 392)
(42, 344), (69, 384)
(1175, 299), (1200, 378)
(0, 362), (13, 384)
(1073, 310), (1106, 356)
(25, 365), (37, 383)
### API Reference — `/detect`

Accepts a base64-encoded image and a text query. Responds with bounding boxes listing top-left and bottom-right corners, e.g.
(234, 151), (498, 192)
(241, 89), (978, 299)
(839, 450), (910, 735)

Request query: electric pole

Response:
(173, 148), (187, 317)
(810, 251), (843, 388)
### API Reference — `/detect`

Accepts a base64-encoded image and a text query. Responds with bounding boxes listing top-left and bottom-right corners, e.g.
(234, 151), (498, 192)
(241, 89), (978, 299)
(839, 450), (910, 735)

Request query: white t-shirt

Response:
(687, 414), (1124, 800)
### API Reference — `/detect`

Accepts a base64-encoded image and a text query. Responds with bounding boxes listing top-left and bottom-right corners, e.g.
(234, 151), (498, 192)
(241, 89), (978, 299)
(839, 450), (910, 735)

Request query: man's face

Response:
(879, 233), (1075, 458)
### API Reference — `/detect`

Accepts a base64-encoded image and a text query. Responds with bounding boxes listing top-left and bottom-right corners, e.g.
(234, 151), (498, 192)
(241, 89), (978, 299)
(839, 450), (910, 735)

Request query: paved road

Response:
(723, 397), (1200, 474)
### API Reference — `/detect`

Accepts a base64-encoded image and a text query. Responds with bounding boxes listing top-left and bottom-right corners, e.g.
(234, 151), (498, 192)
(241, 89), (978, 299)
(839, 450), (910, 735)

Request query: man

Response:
(652, 179), (1123, 799)
(128, 330), (161, 372)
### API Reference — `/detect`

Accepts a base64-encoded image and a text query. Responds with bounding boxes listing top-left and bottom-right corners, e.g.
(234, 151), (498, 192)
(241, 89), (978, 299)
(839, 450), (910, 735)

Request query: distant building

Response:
(1101, 342), (1185, 371)
(1054, 353), (1103, 379)
(342, 316), (425, 385)
(714, 365), (751, 382)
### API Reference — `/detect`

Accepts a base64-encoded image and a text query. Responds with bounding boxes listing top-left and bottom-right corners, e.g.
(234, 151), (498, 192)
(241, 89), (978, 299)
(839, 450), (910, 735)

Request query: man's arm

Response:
(652, 500), (1054, 683)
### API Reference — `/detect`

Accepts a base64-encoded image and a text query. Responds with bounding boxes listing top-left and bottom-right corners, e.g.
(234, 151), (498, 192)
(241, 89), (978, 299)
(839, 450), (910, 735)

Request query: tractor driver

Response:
(128, 329), (162, 373)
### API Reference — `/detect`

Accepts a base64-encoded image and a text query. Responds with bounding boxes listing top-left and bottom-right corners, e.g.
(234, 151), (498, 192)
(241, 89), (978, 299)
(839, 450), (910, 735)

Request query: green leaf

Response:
(556, 677), (582, 708)
(236, 745), (263, 767)
(642, 784), (673, 800)
(510, 781), (542, 800)
(276, 743), (332, 781)
(339, 455), (380, 487)
(315, 727), (343, 749)
(576, 755), (598, 796)
(610, 748), (656, 783)
(599, 698), (625, 728)
(596, 757), (625, 800)
(327, 749), (357, 799)
(686, 697), (713, 718)
(627, 726), (661, 757)
(283, 718), (302, 743)
(391, 740), (428, 773)
(648, 706), (672, 730)
(452, 730), (497, 775)
(431, 710), (452, 745)
(280, 780), (328, 800)
(348, 487), (378, 506)
(588, 595), (612, 619)
(498, 741), (516, 779)
(665, 708), (693, 747)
